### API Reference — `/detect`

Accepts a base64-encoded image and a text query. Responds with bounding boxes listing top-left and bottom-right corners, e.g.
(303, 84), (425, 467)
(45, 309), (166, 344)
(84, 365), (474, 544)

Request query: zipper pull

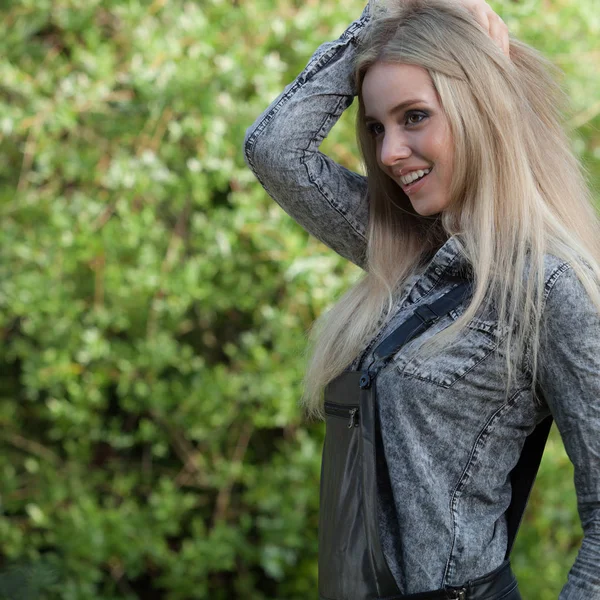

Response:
(348, 408), (359, 428)
(446, 587), (467, 600)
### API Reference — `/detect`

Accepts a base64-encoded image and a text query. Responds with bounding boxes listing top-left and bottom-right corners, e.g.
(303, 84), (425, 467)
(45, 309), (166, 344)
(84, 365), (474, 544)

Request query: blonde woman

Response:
(243, 0), (600, 598)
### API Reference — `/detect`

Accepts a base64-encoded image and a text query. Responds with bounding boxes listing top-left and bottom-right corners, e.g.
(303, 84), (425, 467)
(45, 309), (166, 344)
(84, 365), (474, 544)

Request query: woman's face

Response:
(361, 62), (454, 217)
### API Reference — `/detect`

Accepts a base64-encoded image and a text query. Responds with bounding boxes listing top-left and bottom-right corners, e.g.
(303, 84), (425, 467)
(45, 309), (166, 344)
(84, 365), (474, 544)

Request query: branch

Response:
(0, 431), (60, 464)
(213, 420), (254, 524)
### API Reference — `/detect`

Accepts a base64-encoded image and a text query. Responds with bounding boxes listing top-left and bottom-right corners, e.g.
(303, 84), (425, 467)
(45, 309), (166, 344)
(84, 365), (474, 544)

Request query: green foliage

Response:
(0, 560), (59, 600)
(0, 0), (598, 598)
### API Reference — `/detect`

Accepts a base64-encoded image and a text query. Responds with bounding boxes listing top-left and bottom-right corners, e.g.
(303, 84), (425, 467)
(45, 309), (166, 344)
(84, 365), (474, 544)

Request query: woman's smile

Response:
(398, 166), (433, 194)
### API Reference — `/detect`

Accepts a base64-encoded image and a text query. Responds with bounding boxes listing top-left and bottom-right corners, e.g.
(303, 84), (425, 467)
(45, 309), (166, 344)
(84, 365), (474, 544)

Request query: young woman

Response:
(244, 0), (600, 598)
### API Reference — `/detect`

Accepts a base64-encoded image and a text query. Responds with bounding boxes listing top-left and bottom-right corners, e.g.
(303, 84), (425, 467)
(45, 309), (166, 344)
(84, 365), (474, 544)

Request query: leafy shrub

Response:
(0, 0), (597, 598)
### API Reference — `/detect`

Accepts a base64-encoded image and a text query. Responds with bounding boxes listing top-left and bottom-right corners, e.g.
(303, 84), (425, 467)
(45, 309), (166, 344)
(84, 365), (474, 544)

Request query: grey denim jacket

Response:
(243, 3), (600, 598)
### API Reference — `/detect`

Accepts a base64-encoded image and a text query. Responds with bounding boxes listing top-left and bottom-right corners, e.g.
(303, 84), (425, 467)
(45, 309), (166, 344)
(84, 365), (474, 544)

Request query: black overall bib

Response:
(318, 281), (552, 600)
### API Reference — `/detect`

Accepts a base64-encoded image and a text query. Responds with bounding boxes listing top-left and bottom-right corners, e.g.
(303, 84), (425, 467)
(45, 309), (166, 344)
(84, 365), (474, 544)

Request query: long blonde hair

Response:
(300, 0), (600, 421)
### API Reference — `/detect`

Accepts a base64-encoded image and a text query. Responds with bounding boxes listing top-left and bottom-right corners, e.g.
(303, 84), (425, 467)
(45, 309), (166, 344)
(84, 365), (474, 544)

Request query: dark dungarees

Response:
(318, 281), (545, 600)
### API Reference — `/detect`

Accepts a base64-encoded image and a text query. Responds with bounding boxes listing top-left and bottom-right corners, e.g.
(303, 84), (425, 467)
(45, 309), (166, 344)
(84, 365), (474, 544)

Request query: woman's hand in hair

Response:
(452, 0), (510, 56)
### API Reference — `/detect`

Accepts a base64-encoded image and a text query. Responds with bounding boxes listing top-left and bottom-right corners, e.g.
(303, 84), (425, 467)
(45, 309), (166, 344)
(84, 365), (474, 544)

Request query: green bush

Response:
(0, 0), (597, 598)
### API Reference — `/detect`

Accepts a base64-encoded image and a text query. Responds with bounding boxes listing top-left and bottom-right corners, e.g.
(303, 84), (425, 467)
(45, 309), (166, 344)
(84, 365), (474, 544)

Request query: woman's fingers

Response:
(487, 11), (510, 57)
(461, 0), (510, 58)
(473, 4), (490, 35)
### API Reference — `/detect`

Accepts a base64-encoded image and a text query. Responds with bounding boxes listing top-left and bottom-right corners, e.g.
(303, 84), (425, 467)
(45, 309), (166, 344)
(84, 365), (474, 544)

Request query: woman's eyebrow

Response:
(364, 99), (424, 121)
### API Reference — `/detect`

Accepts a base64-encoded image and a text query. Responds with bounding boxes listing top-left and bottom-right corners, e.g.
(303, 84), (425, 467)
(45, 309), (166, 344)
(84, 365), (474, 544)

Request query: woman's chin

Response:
(408, 193), (450, 217)
(411, 202), (441, 217)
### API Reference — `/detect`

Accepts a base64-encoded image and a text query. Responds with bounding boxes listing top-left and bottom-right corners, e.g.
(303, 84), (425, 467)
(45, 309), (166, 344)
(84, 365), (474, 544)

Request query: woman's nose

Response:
(379, 134), (412, 168)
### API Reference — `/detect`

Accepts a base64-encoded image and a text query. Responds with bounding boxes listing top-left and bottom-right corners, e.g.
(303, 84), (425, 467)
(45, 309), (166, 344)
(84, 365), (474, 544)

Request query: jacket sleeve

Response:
(242, 3), (373, 270)
(536, 263), (600, 599)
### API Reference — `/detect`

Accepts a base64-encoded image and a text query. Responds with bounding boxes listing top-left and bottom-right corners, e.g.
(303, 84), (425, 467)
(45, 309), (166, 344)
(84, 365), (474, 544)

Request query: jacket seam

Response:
(444, 339), (501, 389)
(543, 261), (572, 301)
(442, 386), (530, 586)
(243, 44), (344, 172)
(522, 261), (571, 379)
(243, 14), (368, 172)
(302, 94), (369, 243)
(397, 319), (501, 389)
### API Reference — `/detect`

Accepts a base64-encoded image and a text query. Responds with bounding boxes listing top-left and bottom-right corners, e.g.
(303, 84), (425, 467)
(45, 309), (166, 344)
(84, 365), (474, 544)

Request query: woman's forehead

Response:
(362, 63), (437, 117)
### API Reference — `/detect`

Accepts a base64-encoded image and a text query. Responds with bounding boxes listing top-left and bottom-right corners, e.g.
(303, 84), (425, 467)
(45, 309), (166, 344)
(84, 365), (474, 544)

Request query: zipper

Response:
(324, 402), (360, 428)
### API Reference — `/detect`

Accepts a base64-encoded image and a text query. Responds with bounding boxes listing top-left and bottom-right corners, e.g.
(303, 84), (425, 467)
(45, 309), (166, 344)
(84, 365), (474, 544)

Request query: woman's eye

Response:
(367, 111), (427, 136)
(367, 123), (384, 137)
(406, 111), (428, 126)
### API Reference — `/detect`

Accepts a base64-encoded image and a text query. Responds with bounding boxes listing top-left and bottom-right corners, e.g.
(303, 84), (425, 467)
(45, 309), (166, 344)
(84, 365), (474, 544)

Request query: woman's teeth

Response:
(400, 168), (431, 186)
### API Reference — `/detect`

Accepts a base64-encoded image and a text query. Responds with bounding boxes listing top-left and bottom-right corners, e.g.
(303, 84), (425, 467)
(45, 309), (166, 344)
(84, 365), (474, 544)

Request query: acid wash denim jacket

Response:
(243, 2), (600, 598)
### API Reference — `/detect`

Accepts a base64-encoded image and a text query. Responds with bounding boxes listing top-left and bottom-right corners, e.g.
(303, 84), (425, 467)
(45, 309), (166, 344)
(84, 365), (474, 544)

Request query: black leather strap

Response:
(372, 281), (473, 362)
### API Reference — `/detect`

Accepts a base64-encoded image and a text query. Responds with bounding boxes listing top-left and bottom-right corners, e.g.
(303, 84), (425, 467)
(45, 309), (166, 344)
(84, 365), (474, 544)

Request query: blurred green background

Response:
(0, 0), (598, 598)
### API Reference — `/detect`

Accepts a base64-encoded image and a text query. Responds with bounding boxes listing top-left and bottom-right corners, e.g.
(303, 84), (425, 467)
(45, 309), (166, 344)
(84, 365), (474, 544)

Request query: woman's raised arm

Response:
(243, 4), (372, 270)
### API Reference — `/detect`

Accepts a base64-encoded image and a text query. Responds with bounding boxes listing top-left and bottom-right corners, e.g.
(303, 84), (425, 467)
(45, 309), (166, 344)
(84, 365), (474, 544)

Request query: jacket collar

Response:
(424, 234), (473, 280)
(403, 234), (474, 307)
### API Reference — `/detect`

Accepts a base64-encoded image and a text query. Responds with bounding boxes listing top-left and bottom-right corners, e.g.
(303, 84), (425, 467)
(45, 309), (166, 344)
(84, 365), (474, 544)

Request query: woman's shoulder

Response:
(539, 252), (600, 322)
